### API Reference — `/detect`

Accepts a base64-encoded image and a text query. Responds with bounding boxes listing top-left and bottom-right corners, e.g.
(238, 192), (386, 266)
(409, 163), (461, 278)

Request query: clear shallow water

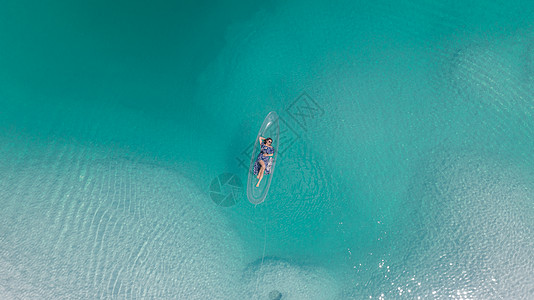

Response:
(1, 0), (533, 299)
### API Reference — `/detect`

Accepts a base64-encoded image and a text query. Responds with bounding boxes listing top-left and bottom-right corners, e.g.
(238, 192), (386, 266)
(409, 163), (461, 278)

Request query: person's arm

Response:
(263, 148), (274, 157)
(259, 136), (264, 144)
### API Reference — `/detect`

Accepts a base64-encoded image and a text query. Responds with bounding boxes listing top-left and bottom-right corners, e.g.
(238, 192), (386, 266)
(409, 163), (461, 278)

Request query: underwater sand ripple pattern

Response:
(0, 137), (245, 299)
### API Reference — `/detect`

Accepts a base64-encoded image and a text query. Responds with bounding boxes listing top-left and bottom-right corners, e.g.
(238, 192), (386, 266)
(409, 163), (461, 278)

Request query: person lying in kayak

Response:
(254, 137), (274, 187)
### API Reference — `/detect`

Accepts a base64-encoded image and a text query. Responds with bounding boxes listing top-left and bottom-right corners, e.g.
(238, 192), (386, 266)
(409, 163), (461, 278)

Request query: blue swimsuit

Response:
(253, 144), (274, 175)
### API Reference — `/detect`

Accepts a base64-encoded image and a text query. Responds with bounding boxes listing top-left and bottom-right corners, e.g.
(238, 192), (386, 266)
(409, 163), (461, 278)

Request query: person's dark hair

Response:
(264, 138), (273, 144)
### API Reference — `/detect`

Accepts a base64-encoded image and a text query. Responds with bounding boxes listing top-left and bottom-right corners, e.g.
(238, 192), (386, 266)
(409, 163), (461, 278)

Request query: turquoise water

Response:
(1, 0), (533, 298)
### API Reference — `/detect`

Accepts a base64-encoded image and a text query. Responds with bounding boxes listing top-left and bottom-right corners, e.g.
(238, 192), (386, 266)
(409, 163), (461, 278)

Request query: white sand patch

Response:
(240, 258), (342, 300)
(0, 136), (246, 299)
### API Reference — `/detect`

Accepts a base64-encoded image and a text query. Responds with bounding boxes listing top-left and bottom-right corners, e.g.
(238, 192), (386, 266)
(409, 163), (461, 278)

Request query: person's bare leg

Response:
(256, 162), (265, 187)
(257, 160), (265, 179)
(256, 167), (265, 187)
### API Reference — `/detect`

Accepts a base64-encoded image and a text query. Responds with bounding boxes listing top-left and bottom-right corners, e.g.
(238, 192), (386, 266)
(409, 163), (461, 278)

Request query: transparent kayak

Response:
(247, 111), (280, 205)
